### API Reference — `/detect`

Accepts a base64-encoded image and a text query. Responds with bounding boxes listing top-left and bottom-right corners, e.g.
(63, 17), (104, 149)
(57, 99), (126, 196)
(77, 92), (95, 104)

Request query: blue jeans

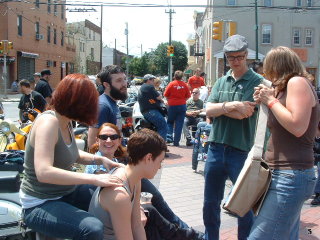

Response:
(143, 109), (167, 141)
(167, 104), (187, 145)
(141, 178), (189, 229)
(314, 162), (320, 193)
(23, 185), (103, 240)
(248, 168), (316, 240)
(203, 142), (253, 240)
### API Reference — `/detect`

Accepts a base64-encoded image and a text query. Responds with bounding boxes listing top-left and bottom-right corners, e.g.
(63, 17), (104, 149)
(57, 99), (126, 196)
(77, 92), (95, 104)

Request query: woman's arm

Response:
(33, 115), (122, 187)
(131, 181), (147, 240)
(258, 77), (315, 137)
(77, 150), (123, 170)
(100, 187), (135, 240)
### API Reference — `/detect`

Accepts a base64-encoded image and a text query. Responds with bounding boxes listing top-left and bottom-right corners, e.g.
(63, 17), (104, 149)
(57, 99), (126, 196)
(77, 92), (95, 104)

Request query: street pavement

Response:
(2, 93), (320, 239)
(152, 145), (320, 240)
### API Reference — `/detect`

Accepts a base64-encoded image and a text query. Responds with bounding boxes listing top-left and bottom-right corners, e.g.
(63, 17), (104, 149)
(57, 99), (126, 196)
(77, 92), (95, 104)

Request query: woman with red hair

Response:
(20, 74), (123, 240)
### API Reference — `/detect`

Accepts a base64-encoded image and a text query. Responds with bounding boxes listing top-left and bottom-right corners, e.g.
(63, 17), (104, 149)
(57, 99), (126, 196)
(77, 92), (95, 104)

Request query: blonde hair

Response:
(263, 46), (310, 91)
(154, 78), (162, 86)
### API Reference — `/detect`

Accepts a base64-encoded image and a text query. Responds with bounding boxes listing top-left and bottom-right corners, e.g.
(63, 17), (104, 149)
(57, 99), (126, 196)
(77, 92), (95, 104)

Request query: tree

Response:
(153, 41), (188, 76)
(129, 55), (149, 77)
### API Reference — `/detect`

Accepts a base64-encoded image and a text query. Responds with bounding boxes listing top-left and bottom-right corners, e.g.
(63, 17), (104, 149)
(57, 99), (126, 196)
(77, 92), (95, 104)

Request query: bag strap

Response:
(252, 79), (272, 160)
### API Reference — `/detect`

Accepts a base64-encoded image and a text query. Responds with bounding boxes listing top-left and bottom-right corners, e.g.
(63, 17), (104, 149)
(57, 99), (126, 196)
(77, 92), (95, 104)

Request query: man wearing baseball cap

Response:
(35, 69), (53, 103)
(137, 74), (167, 141)
(203, 35), (263, 240)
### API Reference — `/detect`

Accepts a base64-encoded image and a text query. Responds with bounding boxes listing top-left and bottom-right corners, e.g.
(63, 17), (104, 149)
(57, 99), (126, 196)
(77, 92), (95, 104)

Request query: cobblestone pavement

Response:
(151, 145), (320, 240)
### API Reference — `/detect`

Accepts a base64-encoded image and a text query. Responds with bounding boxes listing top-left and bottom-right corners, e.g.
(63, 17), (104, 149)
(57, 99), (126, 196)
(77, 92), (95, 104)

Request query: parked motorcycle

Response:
(0, 119), (27, 152)
(132, 102), (157, 132)
(0, 151), (35, 239)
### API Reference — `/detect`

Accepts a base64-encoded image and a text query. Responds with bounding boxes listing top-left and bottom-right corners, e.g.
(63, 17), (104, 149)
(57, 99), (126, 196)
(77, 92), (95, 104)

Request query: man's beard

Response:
(110, 84), (127, 101)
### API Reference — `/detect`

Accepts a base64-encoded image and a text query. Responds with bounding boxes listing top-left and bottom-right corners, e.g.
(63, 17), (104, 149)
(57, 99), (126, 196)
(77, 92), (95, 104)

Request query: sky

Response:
(66, 0), (207, 57)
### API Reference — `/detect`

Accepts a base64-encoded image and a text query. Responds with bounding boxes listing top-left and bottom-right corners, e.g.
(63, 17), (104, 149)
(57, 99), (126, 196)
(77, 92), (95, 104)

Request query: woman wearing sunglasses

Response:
(88, 123), (204, 239)
(20, 74), (123, 240)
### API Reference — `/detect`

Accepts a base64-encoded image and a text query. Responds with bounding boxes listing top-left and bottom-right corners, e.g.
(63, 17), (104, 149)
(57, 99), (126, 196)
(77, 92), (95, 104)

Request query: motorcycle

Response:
(0, 119), (27, 152)
(0, 152), (35, 239)
(119, 104), (134, 138)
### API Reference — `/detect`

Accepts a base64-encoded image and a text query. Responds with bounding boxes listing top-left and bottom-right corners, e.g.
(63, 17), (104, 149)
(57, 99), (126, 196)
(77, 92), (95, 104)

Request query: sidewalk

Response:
(153, 145), (320, 240)
(0, 93), (22, 102)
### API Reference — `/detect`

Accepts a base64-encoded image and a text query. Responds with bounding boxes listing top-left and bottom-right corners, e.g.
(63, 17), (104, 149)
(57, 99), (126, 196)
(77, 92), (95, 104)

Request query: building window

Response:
(47, 26), (51, 43)
(227, 0), (236, 6)
(35, 0), (40, 8)
(54, 29), (57, 44)
(293, 28), (301, 45)
(93, 32), (95, 41)
(296, 0), (302, 6)
(61, 5), (64, 19)
(80, 42), (85, 52)
(17, 15), (22, 36)
(264, 0), (272, 7)
(307, 0), (312, 7)
(89, 30), (91, 39)
(91, 48), (94, 60)
(54, 1), (58, 16)
(48, 0), (51, 13)
(61, 31), (64, 46)
(305, 28), (313, 45)
(261, 24), (271, 44)
(35, 22), (40, 34)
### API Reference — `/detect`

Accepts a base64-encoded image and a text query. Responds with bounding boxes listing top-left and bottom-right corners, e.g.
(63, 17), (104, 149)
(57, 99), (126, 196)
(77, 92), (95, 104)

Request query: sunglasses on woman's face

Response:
(98, 134), (120, 140)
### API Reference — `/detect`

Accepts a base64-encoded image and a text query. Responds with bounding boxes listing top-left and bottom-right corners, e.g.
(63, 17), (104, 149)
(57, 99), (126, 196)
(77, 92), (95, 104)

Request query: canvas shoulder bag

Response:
(223, 79), (272, 217)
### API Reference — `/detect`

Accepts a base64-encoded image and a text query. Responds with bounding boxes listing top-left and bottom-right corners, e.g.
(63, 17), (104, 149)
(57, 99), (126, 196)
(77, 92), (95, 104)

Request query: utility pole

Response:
(255, 0), (259, 60)
(165, 9), (175, 82)
(125, 22), (129, 79)
(114, 38), (117, 65)
(100, 4), (103, 69)
(140, 44), (143, 57)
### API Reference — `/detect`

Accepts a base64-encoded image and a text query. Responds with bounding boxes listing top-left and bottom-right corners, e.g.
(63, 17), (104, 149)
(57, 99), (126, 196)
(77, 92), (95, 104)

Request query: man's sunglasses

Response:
(98, 134), (120, 140)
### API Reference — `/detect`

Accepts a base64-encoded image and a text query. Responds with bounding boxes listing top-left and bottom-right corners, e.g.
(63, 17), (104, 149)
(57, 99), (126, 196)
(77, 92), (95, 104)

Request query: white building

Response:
(190, 0), (320, 86)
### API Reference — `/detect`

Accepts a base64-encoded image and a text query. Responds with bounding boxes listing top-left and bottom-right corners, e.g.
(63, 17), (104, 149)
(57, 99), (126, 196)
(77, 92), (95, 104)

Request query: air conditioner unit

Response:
(36, 34), (44, 40)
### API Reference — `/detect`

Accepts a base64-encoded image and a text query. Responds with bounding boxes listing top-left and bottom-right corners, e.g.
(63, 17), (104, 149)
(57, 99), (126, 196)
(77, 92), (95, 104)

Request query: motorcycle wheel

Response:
(0, 134), (8, 152)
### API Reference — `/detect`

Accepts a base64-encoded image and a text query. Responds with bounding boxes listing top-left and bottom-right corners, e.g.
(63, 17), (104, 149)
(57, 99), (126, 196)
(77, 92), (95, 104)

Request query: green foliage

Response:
(125, 41), (188, 77)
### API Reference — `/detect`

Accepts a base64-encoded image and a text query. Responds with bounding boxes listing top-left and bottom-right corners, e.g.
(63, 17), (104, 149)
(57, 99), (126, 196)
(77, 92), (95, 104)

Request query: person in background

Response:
(138, 74), (167, 141)
(96, 76), (105, 96)
(182, 88), (204, 146)
(249, 46), (320, 239)
(250, 61), (264, 75)
(204, 35), (263, 240)
(20, 74), (123, 240)
(35, 69), (53, 104)
(11, 79), (19, 93)
(18, 79), (46, 123)
(311, 121), (320, 206)
(154, 77), (163, 96)
(188, 68), (205, 91)
(164, 70), (191, 146)
(87, 65), (127, 149)
(33, 72), (41, 85)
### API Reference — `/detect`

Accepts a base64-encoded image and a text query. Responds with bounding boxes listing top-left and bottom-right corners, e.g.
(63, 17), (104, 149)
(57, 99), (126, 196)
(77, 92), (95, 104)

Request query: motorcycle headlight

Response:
(0, 122), (10, 134)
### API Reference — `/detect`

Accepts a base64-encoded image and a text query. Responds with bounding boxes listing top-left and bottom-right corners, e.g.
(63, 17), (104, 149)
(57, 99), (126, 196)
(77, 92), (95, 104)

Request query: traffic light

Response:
(0, 41), (3, 51)
(229, 22), (237, 37)
(167, 45), (174, 57)
(7, 42), (13, 50)
(212, 21), (223, 41)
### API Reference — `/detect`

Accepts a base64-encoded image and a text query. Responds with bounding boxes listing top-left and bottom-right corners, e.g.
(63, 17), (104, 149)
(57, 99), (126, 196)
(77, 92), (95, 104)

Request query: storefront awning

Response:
(18, 51), (39, 58)
(184, 69), (192, 74)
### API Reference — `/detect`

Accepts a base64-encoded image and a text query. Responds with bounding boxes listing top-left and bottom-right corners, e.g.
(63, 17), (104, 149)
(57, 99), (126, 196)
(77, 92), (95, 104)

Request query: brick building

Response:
(0, 0), (76, 91)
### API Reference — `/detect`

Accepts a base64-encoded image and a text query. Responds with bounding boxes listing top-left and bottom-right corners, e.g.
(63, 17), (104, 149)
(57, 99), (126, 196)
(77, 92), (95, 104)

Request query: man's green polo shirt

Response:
(207, 69), (263, 151)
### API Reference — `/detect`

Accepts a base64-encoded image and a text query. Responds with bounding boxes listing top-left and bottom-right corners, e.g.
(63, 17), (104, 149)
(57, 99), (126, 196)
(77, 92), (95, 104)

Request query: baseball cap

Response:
(41, 69), (52, 76)
(33, 72), (41, 77)
(143, 74), (156, 82)
(223, 34), (248, 53)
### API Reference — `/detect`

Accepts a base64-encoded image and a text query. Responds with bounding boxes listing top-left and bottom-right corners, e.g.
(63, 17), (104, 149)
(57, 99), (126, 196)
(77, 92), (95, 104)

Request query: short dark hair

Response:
(174, 70), (183, 80)
(51, 74), (98, 125)
(19, 79), (30, 88)
(127, 129), (167, 165)
(97, 65), (125, 84)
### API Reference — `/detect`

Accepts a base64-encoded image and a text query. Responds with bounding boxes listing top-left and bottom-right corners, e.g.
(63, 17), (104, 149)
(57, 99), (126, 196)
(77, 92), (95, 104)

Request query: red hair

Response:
(51, 74), (98, 125)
